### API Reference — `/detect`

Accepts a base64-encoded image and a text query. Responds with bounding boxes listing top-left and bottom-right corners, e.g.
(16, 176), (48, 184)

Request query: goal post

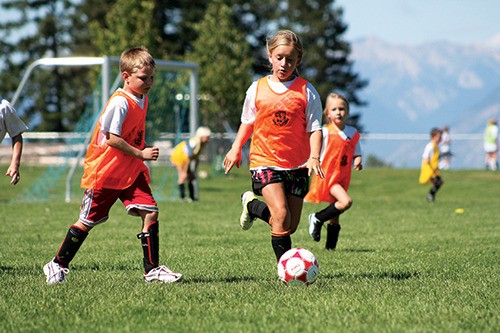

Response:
(11, 56), (199, 203)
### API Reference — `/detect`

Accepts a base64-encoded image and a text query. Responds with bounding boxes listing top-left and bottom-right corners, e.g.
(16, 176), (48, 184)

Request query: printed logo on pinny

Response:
(273, 111), (289, 127)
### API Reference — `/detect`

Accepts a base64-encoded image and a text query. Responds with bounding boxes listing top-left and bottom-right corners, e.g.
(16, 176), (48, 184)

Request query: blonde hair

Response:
(323, 92), (350, 117)
(195, 126), (211, 138)
(119, 46), (156, 74)
(266, 30), (303, 74)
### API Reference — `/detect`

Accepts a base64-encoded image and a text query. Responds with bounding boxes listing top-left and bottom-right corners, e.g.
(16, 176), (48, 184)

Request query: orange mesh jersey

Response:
(80, 90), (150, 190)
(250, 77), (309, 169)
(305, 124), (360, 203)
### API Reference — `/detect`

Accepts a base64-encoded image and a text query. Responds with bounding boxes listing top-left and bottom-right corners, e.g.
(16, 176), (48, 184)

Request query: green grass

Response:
(0, 165), (499, 332)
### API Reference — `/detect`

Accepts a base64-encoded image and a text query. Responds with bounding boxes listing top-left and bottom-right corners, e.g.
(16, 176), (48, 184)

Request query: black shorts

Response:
(250, 168), (309, 198)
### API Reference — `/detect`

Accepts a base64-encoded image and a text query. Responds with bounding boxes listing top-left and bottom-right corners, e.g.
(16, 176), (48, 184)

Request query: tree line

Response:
(0, 0), (367, 133)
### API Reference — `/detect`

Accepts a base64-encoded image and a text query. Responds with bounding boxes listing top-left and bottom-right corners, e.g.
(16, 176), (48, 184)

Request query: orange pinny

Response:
(250, 77), (309, 169)
(80, 90), (150, 190)
(305, 124), (360, 204)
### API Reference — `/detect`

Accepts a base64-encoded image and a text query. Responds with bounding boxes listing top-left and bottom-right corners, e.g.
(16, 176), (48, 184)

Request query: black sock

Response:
(431, 176), (443, 195)
(137, 222), (159, 273)
(325, 224), (341, 250)
(179, 184), (185, 199)
(315, 203), (343, 223)
(271, 235), (291, 262)
(54, 226), (88, 267)
(248, 199), (270, 223)
(188, 182), (195, 201)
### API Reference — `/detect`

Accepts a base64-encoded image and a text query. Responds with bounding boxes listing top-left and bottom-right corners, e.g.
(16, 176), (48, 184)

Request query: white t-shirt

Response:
(422, 142), (437, 160)
(241, 76), (323, 133)
(96, 88), (146, 145)
(439, 130), (451, 154)
(0, 97), (28, 143)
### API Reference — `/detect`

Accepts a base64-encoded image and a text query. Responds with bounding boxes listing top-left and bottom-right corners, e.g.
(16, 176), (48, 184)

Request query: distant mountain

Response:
(350, 37), (500, 169)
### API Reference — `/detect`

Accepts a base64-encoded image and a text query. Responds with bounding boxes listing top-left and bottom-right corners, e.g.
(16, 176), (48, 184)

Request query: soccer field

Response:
(0, 166), (499, 333)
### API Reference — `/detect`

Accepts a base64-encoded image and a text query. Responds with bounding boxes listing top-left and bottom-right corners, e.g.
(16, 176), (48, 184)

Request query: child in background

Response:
(305, 93), (362, 250)
(483, 118), (498, 171)
(438, 125), (452, 170)
(223, 30), (324, 262)
(0, 97), (28, 185)
(170, 126), (211, 201)
(419, 128), (444, 202)
(43, 47), (182, 284)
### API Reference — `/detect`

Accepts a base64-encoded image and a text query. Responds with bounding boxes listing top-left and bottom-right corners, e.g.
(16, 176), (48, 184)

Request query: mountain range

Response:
(350, 37), (500, 169)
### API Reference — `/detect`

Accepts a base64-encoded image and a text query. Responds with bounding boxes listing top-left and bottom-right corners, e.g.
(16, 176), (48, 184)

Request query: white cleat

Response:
(144, 265), (183, 283)
(43, 259), (70, 285)
(240, 191), (257, 230)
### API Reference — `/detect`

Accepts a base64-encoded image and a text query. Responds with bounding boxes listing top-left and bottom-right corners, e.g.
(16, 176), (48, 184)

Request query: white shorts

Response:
(484, 143), (498, 153)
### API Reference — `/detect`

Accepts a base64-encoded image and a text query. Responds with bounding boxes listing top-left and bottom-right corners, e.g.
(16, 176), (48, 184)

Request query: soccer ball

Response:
(277, 248), (319, 286)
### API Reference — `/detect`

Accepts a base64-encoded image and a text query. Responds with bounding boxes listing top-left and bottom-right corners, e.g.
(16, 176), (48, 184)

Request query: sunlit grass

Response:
(0, 166), (498, 332)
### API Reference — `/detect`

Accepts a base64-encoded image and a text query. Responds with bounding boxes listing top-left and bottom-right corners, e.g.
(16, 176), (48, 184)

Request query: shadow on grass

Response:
(322, 271), (420, 281)
(183, 276), (259, 284)
(338, 248), (376, 253)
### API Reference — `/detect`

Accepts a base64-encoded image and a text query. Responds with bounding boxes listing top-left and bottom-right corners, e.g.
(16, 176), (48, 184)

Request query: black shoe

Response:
(308, 213), (323, 242)
(325, 224), (341, 250)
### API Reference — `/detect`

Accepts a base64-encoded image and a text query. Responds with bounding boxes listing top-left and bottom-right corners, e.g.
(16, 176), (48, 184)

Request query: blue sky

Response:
(334, 0), (500, 46)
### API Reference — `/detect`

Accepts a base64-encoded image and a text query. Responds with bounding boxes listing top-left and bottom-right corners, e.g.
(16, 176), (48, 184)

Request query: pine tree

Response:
(188, 0), (252, 131)
(0, 0), (93, 131)
(88, 0), (164, 57)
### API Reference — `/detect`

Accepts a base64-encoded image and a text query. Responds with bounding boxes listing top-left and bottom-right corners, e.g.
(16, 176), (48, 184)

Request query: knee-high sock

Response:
(315, 203), (343, 223)
(179, 184), (185, 199)
(271, 235), (291, 262)
(137, 222), (159, 273)
(188, 182), (195, 201)
(54, 225), (88, 267)
(248, 199), (270, 223)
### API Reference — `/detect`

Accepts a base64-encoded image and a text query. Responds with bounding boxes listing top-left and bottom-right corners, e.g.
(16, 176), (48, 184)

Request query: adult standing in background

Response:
(0, 97), (28, 185)
(484, 119), (498, 171)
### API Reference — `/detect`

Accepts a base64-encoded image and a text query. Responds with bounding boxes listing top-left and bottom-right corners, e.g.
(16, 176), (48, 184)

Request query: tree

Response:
(1, 0), (368, 132)
(187, 0), (252, 131)
(0, 0), (93, 131)
(270, 0), (368, 132)
(88, 0), (164, 57)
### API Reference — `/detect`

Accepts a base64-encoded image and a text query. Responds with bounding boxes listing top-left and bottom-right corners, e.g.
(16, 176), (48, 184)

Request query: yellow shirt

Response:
(419, 141), (440, 184)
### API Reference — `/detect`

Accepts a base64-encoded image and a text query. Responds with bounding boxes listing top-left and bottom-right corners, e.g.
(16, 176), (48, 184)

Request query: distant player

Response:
(483, 118), (498, 171)
(170, 126), (211, 201)
(305, 93), (362, 250)
(438, 125), (452, 170)
(419, 128), (444, 202)
(43, 47), (182, 284)
(0, 97), (28, 185)
(223, 30), (324, 262)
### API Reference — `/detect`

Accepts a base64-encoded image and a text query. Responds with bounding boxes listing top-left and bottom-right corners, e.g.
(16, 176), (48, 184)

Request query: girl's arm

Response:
(307, 130), (325, 178)
(223, 123), (254, 174)
(353, 155), (363, 171)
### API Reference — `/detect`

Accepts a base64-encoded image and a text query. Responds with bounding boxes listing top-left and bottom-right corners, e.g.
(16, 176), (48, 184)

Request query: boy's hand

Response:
(141, 146), (159, 161)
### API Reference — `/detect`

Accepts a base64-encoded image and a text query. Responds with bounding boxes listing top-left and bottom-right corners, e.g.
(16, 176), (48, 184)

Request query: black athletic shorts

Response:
(250, 168), (309, 198)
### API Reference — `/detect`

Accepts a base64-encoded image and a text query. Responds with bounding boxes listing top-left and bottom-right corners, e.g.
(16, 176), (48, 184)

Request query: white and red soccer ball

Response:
(277, 248), (319, 286)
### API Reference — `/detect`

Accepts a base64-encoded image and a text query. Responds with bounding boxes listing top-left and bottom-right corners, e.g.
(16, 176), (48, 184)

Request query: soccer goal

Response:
(11, 56), (199, 203)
